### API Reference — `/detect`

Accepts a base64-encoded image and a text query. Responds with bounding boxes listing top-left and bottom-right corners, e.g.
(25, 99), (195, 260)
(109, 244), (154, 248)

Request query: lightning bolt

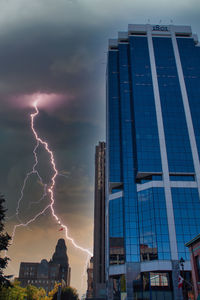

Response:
(28, 184), (48, 209)
(31, 99), (92, 257)
(16, 140), (43, 217)
(81, 254), (91, 291)
(10, 97), (92, 293)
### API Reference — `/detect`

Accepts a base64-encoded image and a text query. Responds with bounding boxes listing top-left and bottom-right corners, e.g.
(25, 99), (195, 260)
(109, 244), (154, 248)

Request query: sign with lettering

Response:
(152, 25), (169, 32)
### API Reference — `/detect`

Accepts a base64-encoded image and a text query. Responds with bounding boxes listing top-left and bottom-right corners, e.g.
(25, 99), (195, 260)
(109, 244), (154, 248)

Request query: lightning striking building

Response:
(106, 24), (200, 299)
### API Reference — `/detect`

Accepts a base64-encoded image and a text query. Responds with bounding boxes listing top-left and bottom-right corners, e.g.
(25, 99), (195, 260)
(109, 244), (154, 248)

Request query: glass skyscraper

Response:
(106, 24), (200, 299)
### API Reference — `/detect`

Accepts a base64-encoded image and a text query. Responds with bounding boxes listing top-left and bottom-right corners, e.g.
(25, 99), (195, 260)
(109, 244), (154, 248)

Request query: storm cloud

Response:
(0, 0), (200, 296)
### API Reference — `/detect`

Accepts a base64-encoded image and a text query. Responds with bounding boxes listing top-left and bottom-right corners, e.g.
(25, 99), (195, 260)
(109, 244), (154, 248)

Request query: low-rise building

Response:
(17, 239), (70, 293)
(186, 234), (200, 299)
(86, 257), (93, 299)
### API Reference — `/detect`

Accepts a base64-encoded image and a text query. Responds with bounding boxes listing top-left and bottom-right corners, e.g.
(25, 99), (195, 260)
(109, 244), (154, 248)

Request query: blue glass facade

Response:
(107, 50), (122, 183)
(118, 43), (140, 263)
(106, 24), (200, 299)
(172, 188), (200, 260)
(109, 197), (123, 238)
(138, 188), (171, 261)
(130, 36), (162, 173)
(153, 37), (194, 173)
(178, 38), (200, 160)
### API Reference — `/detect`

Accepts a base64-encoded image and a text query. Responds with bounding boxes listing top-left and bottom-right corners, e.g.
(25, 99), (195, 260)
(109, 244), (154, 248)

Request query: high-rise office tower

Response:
(106, 24), (200, 299)
(93, 141), (106, 298)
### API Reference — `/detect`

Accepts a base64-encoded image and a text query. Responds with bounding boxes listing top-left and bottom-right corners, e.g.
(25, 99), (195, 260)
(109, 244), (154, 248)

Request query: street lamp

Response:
(179, 257), (186, 300)
(180, 257), (185, 271)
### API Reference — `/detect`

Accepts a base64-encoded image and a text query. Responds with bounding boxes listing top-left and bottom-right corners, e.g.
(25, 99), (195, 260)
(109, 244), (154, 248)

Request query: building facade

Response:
(86, 257), (94, 299)
(18, 260), (61, 293)
(18, 239), (70, 293)
(186, 234), (200, 299)
(106, 24), (200, 299)
(93, 142), (106, 298)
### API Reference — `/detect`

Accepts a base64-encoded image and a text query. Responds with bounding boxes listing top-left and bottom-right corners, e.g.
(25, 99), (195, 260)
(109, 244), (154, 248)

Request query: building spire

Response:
(52, 238), (69, 266)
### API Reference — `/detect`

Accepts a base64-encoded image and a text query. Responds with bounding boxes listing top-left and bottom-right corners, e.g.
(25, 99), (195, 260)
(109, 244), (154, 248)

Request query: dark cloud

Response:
(0, 24), (100, 94)
(0, 0), (200, 296)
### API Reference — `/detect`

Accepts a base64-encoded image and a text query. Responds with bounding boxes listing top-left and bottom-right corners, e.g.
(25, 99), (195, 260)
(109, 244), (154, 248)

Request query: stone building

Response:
(86, 257), (94, 299)
(186, 234), (200, 299)
(18, 239), (70, 293)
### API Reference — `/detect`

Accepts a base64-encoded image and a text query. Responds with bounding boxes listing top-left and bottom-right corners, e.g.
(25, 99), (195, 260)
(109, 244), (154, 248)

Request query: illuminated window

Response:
(150, 272), (169, 287)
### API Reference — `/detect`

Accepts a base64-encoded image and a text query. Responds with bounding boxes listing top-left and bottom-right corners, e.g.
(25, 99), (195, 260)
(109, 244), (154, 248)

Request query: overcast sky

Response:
(1, 0), (200, 296)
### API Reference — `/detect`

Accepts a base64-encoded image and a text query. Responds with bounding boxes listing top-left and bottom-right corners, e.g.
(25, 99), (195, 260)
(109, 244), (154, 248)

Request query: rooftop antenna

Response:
(147, 18), (150, 24)
(159, 19), (162, 24)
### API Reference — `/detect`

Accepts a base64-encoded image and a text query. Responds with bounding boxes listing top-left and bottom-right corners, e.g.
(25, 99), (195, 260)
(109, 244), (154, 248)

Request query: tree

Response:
(37, 287), (48, 299)
(0, 280), (51, 300)
(52, 286), (79, 300)
(48, 282), (59, 299)
(0, 195), (11, 289)
(26, 284), (49, 300)
(0, 280), (26, 300)
(26, 284), (40, 300)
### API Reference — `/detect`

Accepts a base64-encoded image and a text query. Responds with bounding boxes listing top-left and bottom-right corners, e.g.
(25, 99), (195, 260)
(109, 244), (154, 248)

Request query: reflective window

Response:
(138, 188), (171, 261)
(109, 237), (125, 265)
(150, 272), (169, 287)
(153, 37), (194, 173)
(109, 197), (124, 265)
(118, 43), (140, 262)
(129, 36), (162, 173)
(170, 174), (195, 181)
(109, 197), (123, 237)
(172, 188), (200, 260)
(178, 38), (200, 161)
(107, 50), (122, 183)
(137, 174), (162, 184)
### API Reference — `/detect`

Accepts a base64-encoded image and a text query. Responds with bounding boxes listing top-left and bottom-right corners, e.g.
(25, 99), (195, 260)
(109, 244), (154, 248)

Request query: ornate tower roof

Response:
(52, 238), (69, 267)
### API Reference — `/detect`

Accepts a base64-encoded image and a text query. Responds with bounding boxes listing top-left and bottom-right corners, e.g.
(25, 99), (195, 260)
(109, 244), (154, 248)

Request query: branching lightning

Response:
(12, 205), (50, 241)
(11, 97), (92, 290)
(16, 140), (43, 217)
(31, 99), (92, 257)
(81, 254), (91, 291)
(28, 184), (48, 209)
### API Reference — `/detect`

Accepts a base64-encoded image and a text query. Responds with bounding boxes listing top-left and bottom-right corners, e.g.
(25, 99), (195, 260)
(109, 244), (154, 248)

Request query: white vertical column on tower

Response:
(170, 26), (200, 198)
(147, 25), (178, 260)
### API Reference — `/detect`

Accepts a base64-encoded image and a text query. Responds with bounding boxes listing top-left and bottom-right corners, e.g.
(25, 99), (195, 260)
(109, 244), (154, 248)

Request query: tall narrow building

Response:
(106, 24), (200, 299)
(51, 238), (71, 286)
(93, 142), (106, 298)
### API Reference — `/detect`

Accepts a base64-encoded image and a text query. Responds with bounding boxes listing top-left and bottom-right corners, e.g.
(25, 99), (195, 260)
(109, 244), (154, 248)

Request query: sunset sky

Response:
(0, 0), (200, 296)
